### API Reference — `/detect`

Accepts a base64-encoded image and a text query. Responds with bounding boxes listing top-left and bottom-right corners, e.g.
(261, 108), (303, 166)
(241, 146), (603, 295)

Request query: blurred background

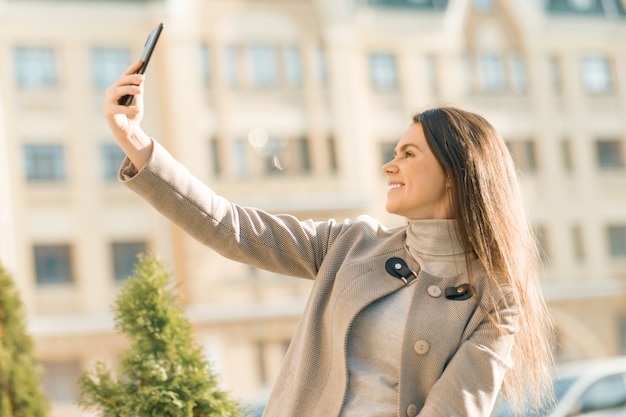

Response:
(1, 0), (626, 415)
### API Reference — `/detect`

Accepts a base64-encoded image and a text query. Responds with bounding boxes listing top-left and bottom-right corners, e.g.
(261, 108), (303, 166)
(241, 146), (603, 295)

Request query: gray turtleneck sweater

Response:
(341, 219), (466, 416)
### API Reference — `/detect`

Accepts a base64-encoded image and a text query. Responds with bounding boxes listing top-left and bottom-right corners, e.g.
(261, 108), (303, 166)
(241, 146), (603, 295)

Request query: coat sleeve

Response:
(417, 295), (518, 417)
(119, 140), (347, 279)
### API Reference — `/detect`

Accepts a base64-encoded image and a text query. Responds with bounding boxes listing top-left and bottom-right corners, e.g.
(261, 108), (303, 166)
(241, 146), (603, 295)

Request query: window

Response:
(547, 55), (563, 94)
(580, 55), (613, 94)
(14, 47), (57, 87)
(506, 140), (538, 173)
(571, 224), (585, 261)
(101, 143), (126, 181)
(283, 46), (302, 86)
(34, 244), (73, 285)
(313, 44), (328, 87)
(231, 138), (250, 178)
(247, 45), (277, 87)
(23, 144), (65, 182)
(256, 340), (268, 386)
(595, 139), (624, 170)
(509, 51), (527, 93)
(91, 47), (130, 88)
(576, 373), (626, 414)
(296, 137), (311, 174)
(561, 139), (574, 172)
(222, 45), (239, 87)
(568, 0), (595, 11)
(479, 54), (505, 92)
(460, 53), (474, 94)
(328, 136), (339, 174)
(262, 137), (311, 175)
(363, 0), (449, 9)
(247, 129), (313, 177)
(425, 54), (439, 95)
(199, 43), (212, 86)
(263, 137), (288, 174)
(41, 360), (82, 403)
(210, 138), (222, 177)
(369, 53), (398, 90)
(473, 0), (494, 11)
(608, 225), (626, 258)
(112, 241), (147, 282)
(603, 0), (626, 17)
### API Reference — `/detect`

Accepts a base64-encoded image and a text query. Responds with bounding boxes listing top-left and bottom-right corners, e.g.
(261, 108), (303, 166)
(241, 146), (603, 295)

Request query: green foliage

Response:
(0, 263), (50, 417)
(79, 253), (241, 417)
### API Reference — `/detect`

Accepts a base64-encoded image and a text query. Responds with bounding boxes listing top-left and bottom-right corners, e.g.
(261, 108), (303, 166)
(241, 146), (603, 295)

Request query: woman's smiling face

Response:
(382, 123), (453, 220)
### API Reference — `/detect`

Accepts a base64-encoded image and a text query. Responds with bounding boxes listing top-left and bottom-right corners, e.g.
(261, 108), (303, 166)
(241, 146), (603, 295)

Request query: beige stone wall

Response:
(1, 0), (626, 415)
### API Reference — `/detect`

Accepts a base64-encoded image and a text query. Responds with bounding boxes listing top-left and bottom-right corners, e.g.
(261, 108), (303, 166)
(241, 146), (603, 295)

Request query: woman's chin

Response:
(385, 204), (403, 217)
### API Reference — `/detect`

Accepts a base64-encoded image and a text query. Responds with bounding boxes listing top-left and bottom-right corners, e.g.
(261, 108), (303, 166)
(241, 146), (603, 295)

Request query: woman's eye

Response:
(404, 152), (414, 158)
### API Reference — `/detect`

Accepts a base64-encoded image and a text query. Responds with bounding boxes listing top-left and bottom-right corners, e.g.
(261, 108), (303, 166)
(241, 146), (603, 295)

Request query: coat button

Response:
(414, 340), (430, 355)
(427, 285), (442, 298)
(406, 403), (418, 417)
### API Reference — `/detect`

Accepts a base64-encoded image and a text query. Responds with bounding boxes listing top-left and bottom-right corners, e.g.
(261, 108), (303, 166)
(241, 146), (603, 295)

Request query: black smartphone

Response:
(118, 22), (164, 106)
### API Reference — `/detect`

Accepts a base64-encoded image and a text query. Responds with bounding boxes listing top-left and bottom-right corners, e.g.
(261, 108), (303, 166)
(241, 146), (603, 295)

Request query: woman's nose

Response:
(382, 159), (397, 174)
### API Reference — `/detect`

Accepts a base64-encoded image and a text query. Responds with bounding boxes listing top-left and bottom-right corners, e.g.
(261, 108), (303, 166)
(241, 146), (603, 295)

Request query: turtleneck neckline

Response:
(405, 218), (467, 278)
(406, 219), (464, 256)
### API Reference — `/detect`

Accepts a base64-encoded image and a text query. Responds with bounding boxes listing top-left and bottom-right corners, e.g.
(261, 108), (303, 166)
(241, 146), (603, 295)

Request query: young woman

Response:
(104, 61), (554, 417)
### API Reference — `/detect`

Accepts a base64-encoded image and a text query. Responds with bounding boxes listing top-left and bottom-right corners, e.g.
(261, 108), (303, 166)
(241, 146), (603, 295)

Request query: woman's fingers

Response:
(103, 63), (146, 136)
(104, 60), (145, 103)
(116, 73), (144, 89)
(106, 75), (143, 100)
(106, 84), (142, 105)
(104, 74), (144, 113)
(103, 60), (147, 129)
(123, 59), (143, 76)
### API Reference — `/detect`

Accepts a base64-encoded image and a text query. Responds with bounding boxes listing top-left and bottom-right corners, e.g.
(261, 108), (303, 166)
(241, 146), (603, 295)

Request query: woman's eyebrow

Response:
(394, 143), (420, 154)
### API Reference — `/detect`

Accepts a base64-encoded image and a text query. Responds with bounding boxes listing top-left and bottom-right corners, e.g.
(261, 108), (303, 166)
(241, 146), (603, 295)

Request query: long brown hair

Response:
(414, 107), (554, 412)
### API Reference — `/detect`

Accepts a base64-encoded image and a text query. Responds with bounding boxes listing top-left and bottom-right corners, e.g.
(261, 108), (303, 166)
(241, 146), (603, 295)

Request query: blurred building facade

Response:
(1, 0), (626, 415)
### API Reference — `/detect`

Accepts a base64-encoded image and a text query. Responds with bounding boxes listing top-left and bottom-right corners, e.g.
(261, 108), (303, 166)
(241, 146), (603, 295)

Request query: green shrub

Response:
(0, 263), (50, 417)
(79, 253), (241, 417)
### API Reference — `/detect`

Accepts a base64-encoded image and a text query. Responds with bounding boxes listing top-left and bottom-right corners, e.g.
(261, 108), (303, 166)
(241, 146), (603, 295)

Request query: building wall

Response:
(1, 0), (626, 415)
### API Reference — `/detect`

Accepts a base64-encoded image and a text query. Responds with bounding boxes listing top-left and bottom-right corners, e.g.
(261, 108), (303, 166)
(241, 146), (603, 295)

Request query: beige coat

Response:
(121, 142), (518, 417)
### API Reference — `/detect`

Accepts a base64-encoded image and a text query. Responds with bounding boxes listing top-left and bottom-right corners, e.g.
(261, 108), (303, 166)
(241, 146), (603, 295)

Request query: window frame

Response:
(283, 45), (303, 87)
(111, 241), (148, 282)
(580, 54), (613, 94)
(33, 244), (74, 285)
(91, 47), (131, 89)
(247, 44), (278, 88)
(14, 47), (58, 88)
(479, 53), (506, 92)
(509, 50), (527, 93)
(199, 42), (212, 87)
(368, 52), (399, 91)
(222, 45), (240, 87)
(607, 225), (626, 259)
(506, 139), (539, 174)
(101, 142), (127, 182)
(23, 143), (66, 183)
(595, 139), (624, 171)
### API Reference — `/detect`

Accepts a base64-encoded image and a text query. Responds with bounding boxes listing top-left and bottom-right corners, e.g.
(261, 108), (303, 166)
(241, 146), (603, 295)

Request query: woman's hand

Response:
(103, 59), (153, 170)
